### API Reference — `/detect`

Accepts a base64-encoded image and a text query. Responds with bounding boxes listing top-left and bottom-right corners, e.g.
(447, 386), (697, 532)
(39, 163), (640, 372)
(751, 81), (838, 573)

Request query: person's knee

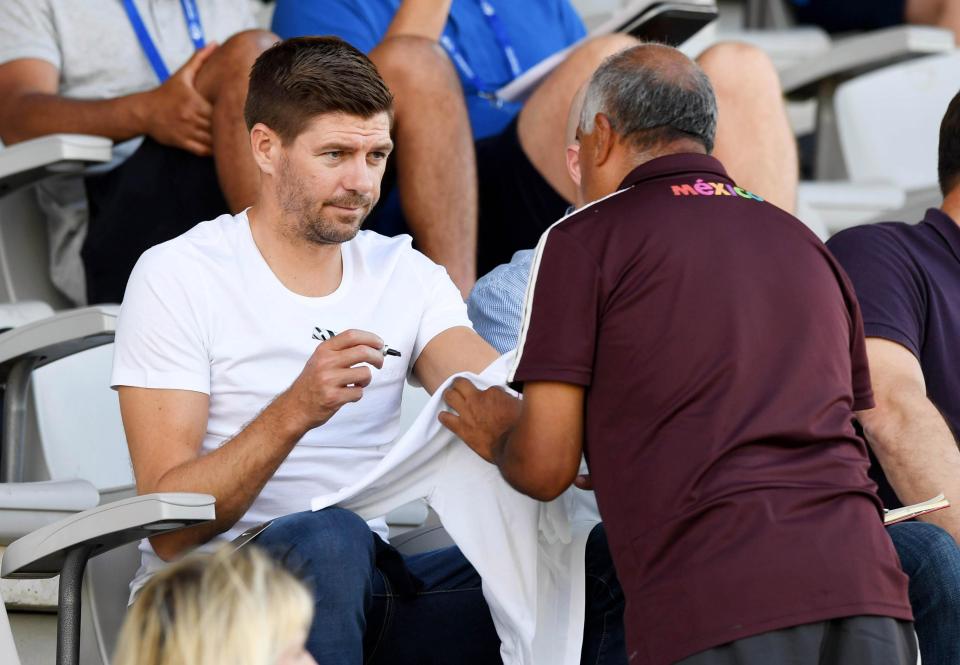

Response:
(572, 33), (639, 69)
(220, 29), (279, 67)
(371, 35), (460, 96)
(696, 41), (781, 95)
(257, 508), (375, 576)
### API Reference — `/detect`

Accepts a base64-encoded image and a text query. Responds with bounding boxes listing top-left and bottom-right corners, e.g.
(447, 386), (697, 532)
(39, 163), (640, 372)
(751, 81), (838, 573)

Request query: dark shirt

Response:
(828, 209), (960, 506)
(509, 154), (912, 665)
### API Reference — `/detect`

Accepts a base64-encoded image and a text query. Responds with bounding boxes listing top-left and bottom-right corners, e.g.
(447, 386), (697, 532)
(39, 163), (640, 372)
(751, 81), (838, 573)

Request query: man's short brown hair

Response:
(244, 36), (394, 144)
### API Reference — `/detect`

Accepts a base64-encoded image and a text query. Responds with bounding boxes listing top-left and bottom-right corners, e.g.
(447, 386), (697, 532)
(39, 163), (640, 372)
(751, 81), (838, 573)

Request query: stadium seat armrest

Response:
(0, 305), (119, 380)
(781, 26), (954, 97)
(0, 493), (216, 579)
(0, 480), (100, 545)
(0, 134), (113, 197)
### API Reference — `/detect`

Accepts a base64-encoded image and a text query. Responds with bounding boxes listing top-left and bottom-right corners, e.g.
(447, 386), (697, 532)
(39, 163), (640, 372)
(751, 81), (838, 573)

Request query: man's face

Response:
(275, 111), (393, 245)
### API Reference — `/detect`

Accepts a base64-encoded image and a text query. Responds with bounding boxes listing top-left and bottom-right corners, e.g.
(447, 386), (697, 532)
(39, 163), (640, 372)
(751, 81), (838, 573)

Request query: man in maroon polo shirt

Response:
(440, 44), (914, 665)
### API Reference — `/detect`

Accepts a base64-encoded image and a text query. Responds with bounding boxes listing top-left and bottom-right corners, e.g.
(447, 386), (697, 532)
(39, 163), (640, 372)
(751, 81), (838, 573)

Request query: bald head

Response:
(579, 43), (717, 154)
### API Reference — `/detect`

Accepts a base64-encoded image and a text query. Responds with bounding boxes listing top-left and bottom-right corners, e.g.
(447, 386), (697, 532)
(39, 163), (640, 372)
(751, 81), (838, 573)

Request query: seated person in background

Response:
(789, 0), (960, 43)
(0, 0), (276, 305)
(115, 545), (316, 665)
(114, 36), (627, 664)
(443, 43), (915, 665)
(826, 90), (960, 665)
(272, 0), (798, 287)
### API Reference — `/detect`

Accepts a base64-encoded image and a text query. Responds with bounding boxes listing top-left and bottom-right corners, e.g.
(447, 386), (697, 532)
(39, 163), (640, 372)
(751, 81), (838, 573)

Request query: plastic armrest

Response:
(781, 25), (954, 97)
(0, 305), (119, 382)
(1, 493), (215, 578)
(0, 134), (113, 197)
(0, 480), (100, 545)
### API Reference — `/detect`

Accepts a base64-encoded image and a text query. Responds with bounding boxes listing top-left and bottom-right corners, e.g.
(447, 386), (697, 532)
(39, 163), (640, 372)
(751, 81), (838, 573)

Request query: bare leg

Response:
(907, 0), (960, 42)
(518, 36), (798, 213)
(518, 34), (638, 203)
(369, 36), (477, 296)
(697, 42), (798, 213)
(195, 29), (278, 213)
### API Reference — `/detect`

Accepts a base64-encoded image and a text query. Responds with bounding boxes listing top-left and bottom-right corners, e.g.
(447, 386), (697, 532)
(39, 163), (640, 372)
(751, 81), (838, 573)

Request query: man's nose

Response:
(341, 155), (375, 194)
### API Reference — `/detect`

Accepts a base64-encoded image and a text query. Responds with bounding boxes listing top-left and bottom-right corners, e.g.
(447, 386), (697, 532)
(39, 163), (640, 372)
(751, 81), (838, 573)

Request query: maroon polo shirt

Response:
(509, 154), (912, 665)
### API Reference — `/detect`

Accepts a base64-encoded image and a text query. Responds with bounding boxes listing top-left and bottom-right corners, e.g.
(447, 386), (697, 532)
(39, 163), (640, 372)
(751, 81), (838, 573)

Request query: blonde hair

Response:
(114, 545), (313, 665)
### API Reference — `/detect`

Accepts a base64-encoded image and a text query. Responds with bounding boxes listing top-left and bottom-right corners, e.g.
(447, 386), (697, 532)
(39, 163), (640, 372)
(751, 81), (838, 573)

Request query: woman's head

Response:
(114, 545), (315, 665)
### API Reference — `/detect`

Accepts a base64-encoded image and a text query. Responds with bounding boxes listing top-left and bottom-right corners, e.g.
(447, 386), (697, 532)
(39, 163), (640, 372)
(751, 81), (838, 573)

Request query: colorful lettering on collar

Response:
(671, 179), (764, 201)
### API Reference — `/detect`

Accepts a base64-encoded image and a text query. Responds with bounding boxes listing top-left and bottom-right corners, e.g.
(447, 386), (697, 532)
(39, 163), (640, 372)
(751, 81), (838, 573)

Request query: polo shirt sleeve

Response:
(827, 225), (926, 360)
(0, 0), (60, 69)
(111, 248), (211, 395)
(271, 0), (382, 53)
(509, 227), (601, 391)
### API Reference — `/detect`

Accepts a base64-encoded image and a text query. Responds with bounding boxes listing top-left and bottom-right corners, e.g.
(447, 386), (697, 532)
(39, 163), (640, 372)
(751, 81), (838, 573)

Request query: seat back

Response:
(0, 169), (131, 664)
(835, 52), (960, 191)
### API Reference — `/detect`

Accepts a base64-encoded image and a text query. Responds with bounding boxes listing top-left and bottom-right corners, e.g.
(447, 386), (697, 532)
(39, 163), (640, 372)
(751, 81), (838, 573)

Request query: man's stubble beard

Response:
(277, 156), (375, 246)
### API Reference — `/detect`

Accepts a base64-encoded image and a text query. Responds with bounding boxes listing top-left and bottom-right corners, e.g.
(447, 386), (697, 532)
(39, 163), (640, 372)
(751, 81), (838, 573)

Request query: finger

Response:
(438, 410), (464, 437)
(190, 112), (213, 132)
(339, 386), (364, 404)
(442, 385), (466, 413)
(343, 366), (373, 388)
(325, 329), (385, 353)
(181, 139), (213, 157)
(190, 128), (213, 149)
(573, 474), (593, 490)
(189, 94), (214, 120)
(450, 377), (479, 399)
(179, 43), (218, 83)
(326, 344), (384, 371)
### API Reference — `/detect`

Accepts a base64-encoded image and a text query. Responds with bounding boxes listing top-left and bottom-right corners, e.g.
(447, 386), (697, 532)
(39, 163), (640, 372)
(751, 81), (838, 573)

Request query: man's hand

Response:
(281, 329), (385, 433)
(142, 43), (218, 156)
(439, 378), (522, 463)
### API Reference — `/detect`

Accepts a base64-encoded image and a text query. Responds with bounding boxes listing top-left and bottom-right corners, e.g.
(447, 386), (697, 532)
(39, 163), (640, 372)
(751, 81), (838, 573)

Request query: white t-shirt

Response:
(112, 211), (471, 588)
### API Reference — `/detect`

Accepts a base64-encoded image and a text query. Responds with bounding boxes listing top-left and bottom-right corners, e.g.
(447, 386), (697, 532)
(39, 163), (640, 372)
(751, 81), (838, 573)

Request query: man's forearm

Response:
(0, 91), (153, 145)
(385, 0), (453, 41)
(860, 395), (960, 543)
(147, 390), (309, 560)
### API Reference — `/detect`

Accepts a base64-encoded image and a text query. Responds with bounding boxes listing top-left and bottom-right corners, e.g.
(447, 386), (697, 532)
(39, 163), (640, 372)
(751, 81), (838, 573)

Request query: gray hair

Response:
(579, 45), (717, 153)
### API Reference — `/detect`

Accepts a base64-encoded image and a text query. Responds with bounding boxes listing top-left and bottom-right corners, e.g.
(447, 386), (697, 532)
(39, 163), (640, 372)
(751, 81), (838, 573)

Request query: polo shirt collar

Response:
(924, 208), (960, 265)
(619, 153), (730, 189)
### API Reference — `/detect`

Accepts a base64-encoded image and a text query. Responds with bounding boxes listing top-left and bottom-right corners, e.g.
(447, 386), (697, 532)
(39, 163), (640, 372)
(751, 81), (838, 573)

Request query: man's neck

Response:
(247, 199), (345, 298)
(941, 188), (960, 228)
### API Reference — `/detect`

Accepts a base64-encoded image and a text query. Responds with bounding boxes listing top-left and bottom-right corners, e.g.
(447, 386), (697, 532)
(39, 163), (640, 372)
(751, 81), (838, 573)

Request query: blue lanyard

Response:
(122, 0), (206, 82)
(440, 0), (521, 99)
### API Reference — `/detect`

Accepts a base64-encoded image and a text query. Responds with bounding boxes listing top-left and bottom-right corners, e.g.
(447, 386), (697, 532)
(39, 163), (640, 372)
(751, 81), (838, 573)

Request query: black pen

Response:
(313, 327), (401, 358)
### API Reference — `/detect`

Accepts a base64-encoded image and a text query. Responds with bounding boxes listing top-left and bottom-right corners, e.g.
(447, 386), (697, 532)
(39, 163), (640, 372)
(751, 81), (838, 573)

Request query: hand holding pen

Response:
(313, 328), (401, 357)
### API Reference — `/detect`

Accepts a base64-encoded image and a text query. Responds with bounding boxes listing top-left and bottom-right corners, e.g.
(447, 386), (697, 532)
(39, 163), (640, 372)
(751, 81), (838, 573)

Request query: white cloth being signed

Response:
(311, 352), (601, 665)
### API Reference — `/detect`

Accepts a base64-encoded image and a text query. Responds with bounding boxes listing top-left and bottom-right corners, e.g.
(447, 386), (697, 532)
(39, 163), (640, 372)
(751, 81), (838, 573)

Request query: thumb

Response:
(573, 474), (593, 490)
(178, 42), (218, 82)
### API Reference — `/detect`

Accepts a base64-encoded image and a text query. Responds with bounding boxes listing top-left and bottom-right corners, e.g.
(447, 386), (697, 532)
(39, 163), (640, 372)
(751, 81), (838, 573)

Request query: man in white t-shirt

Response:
(113, 36), (626, 664)
(0, 0), (274, 305)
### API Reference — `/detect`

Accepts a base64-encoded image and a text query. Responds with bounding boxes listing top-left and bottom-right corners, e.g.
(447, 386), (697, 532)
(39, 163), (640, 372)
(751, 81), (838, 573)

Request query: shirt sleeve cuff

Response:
(508, 367), (592, 393)
(111, 368), (210, 395)
(862, 322), (921, 360)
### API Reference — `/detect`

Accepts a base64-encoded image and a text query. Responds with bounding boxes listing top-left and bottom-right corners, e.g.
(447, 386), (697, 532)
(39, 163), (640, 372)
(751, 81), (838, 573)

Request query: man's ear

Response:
(565, 143), (581, 188)
(592, 113), (614, 167)
(250, 122), (280, 177)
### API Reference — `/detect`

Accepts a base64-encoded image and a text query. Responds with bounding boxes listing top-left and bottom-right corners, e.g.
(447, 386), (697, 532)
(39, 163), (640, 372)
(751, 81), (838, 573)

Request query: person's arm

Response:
(440, 379), (583, 500)
(857, 337), (960, 542)
(0, 46), (217, 156)
(384, 0), (453, 41)
(413, 326), (499, 394)
(120, 330), (386, 561)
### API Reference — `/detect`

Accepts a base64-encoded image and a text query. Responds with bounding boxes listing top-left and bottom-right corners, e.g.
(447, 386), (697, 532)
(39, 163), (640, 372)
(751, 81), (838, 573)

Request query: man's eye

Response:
(324, 151), (343, 160)
(370, 152), (387, 161)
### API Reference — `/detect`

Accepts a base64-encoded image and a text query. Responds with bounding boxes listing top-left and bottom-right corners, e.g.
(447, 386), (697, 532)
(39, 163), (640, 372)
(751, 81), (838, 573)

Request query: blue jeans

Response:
(888, 521), (960, 665)
(255, 508), (626, 665)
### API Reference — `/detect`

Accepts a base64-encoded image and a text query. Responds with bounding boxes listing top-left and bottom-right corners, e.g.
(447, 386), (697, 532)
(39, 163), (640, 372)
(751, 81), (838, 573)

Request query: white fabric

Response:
(0, 0), (256, 304)
(112, 211), (472, 597)
(312, 353), (601, 665)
